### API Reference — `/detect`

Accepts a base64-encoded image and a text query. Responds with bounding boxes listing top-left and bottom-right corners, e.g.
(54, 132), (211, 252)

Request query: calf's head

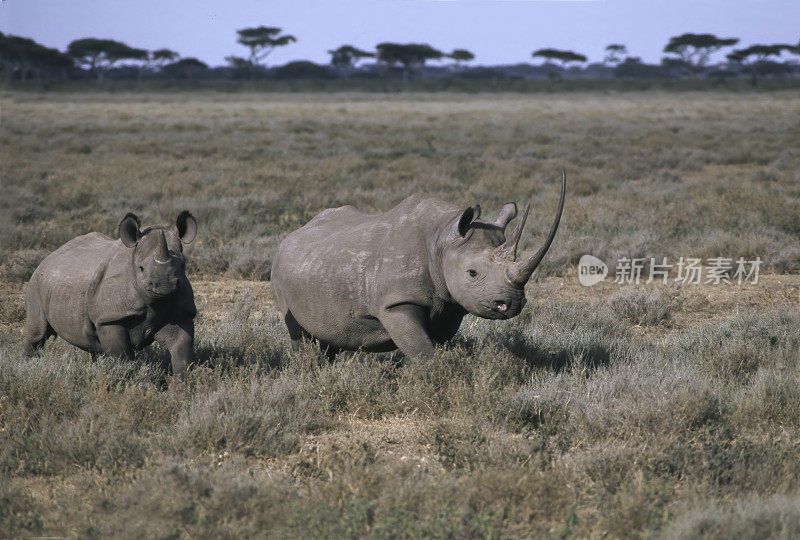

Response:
(118, 211), (198, 299)
(441, 170), (565, 319)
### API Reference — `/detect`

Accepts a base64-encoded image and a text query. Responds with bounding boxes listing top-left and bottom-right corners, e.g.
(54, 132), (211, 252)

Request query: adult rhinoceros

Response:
(24, 211), (198, 380)
(271, 171), (565, 360)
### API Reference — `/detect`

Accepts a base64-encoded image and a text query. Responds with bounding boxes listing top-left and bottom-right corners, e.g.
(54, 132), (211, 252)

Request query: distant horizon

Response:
(1, 0), (798, 68)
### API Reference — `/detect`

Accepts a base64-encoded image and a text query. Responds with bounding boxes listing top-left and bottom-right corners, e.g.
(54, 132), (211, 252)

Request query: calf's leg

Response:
(96, 324), (135, 360)
(155, 318), (194, 382)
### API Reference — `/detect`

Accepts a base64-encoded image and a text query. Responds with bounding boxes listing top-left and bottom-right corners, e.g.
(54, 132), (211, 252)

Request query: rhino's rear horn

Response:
(507, 169), (566, 285)
(497, 202), (530, 261)
(119, 213), (141, 248)
(494, 203), (517, 230)
(154, 229), (171, 264)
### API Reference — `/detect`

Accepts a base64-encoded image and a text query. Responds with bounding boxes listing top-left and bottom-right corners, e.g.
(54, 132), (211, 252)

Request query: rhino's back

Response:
(34, 232), (117, 285)
(276, 195), (457, 267)
(271, 195), (459, 349)
(29, 232), (120, 349)
(273, 197), (438, 300)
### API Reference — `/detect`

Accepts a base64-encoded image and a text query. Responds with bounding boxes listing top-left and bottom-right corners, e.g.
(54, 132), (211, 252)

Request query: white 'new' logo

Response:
(578, 255), (607, 286)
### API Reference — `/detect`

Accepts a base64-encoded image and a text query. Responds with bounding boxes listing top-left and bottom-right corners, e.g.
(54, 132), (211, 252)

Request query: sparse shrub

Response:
(0, 475), (43, 537)
(311, 356), (397, 417)
(0, 349), (169, 475)
(734, 367), (800, 427)
(599, 475), (672, 537)
(666, 496), (800, 539)
(504, 383), (571, 431)
(678, 308), (800, 384)
(609, 287), (682, 327)
(0, 249), (49, 283)
(578, 361), (722, 439)
(169, 377), (330, 458)
(227, 254), (271, 281)
(469, 298), (623, 372)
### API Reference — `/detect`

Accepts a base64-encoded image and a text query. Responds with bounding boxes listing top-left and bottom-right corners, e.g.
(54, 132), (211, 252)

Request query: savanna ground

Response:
(1, 90), (800, 538)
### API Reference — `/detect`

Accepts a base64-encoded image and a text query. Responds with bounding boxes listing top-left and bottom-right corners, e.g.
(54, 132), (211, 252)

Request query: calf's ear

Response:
(176, 211), (197, 244)
(119, 213), (141, 248)
(457, 205), (481, 237)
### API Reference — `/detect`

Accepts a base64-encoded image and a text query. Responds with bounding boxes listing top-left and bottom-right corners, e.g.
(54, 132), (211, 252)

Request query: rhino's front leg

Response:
(96, 324), (135, 360)
(155, 318), (194, 381)
(378, 303), (435, 361)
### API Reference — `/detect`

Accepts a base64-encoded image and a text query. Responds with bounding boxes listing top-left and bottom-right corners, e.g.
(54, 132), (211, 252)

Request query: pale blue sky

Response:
(1, 0), (798, 66)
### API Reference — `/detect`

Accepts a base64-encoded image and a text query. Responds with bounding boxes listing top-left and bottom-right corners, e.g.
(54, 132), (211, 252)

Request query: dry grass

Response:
(3, 91), (800, 280)
(2, 90), (800, 538)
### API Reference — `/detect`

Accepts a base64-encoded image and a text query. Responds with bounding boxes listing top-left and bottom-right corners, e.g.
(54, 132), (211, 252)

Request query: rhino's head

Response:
(118, 211), (198, 299)
(441, 170), (566, 320)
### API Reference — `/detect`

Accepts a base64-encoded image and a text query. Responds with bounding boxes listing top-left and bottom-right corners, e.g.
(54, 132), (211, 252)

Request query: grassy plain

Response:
(1, 90), (800, 537)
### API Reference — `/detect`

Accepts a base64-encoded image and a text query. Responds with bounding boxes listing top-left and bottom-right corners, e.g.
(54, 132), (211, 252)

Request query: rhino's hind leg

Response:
(283, 310), (307, 352)
(24, 293), (55, 356)
(318, 342), (340, 362)
(282, 310), (335, 358)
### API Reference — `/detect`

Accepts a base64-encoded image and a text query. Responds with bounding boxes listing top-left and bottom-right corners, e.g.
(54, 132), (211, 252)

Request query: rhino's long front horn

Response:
(154, 230), (170, 264)
(507, 169), (566, 285)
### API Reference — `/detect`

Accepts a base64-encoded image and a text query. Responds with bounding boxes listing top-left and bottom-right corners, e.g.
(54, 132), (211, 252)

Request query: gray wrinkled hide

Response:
(272, 178), (565, 361)
(24, 212), (198, 380)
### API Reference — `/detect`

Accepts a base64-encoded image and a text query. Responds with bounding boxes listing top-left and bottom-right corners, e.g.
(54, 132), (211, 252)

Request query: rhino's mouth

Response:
(146, 278), (180, 297)
(479, 297), (525, 319)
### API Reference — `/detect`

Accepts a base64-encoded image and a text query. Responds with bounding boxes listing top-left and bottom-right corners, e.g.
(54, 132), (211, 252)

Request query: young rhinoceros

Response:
(24, 211), (198, 379)
(271, 171), (565, 360)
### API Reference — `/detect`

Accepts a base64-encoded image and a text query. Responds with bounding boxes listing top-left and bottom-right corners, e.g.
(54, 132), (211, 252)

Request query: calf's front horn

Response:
(506, 169), (566, 285)
(154, 229), (171, 264)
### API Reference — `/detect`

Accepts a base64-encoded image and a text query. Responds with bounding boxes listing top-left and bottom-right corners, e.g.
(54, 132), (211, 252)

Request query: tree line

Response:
(1, 26), (799, 86)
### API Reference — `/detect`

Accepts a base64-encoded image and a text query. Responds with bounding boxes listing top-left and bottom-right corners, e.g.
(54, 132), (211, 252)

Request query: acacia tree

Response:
(448, 49), (475, 70)
(133, 48), (179, 85)
(603, 44), (628, 67)
(376, 43), (443, 81)
(236, 26), (296, 79)
(727, 44), (798, 86)
(25, 44), (73, 81)
(67, 38), (147, 82)
(0, 34), (39, 82)
(532, 48), (587, 79)
(328, 45), (374, 79)
(225, 55), (250, 77)
(162, 58), (208, 81)
(613, 57), (664, 79)
(663, 33), (739, 78)
(151, 48), (179, 70)
(0, 33), (72, 83)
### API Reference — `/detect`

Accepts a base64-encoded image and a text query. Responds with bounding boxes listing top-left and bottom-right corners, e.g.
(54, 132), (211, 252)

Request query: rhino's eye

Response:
(138, 265), (144, 272)
(468, 269), (478, 278)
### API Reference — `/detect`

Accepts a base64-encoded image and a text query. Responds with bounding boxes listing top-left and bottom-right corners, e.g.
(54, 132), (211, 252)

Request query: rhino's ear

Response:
(457, 205), (481, 237)
(494, 203), (517, 230)
(119, 213), (141, 248)
(176, 211), (197, 244)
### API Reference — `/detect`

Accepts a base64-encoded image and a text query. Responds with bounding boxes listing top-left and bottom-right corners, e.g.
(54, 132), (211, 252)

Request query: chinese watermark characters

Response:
(578, 256), (761, 287)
